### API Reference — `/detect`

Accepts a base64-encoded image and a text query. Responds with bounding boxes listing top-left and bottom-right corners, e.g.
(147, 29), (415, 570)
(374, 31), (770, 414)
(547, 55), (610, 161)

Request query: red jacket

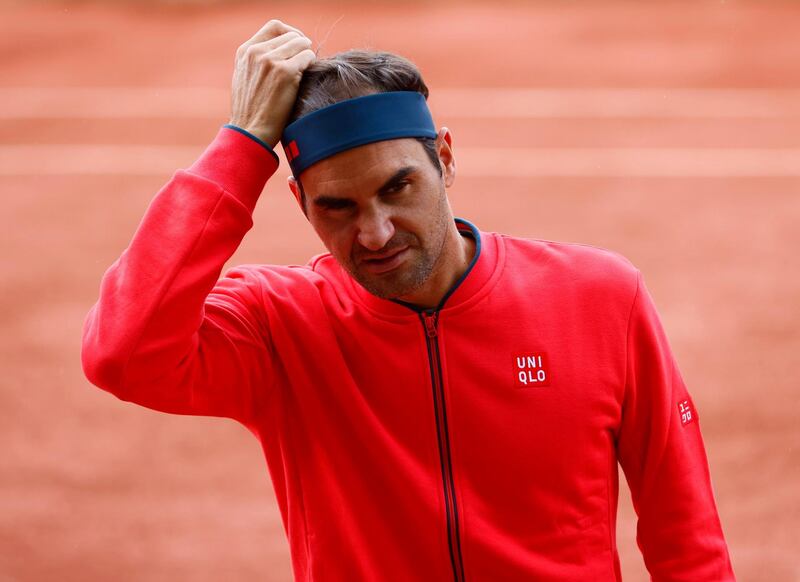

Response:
(81, 127), (735, 581)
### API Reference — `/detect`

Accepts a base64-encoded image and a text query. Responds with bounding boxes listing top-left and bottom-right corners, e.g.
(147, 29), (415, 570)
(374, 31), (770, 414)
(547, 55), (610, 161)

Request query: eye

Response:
(325, 200), (354, 210)
(385, 180), (410, 194)
(314, 198), (356, 214)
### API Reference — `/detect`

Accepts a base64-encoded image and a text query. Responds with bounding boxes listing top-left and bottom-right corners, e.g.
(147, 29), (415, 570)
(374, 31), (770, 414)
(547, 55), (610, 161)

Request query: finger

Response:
(248, 19), (305, 45)
(244, 30), (303, 55)
(265, 35), (313, 61)
(285, 48), (317, 72)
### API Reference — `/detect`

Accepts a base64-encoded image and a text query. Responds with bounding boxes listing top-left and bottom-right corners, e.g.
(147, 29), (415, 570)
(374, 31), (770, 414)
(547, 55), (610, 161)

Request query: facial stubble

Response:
(346, 193), (450, 301)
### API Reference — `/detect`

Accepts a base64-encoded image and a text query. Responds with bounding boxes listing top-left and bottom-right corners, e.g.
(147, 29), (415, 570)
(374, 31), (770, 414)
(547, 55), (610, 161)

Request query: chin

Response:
(358, 268), (430, 301)
(356, 276), (411, 300)
(341, 248), (435, 301)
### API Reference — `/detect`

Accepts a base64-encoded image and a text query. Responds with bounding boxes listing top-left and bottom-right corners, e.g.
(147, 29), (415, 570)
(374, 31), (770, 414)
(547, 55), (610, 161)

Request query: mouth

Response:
(360, 246), (410, 275)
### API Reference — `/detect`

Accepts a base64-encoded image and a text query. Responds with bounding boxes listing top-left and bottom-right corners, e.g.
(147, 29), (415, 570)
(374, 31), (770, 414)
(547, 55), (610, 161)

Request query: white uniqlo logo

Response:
(678, 399), (695, 426)
(513, 353), (551, 387)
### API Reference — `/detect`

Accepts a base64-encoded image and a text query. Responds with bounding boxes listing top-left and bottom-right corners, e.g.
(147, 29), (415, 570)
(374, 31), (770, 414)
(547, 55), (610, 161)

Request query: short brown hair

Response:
(289, 50), (432, 121)
(288, 50), (442, 207)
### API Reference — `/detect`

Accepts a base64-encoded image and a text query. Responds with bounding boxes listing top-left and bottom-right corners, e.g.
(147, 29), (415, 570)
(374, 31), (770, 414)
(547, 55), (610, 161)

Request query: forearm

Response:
(80, 126), (278, 412)
(618, 271), (735, 580)
(621, 393), (735, 580)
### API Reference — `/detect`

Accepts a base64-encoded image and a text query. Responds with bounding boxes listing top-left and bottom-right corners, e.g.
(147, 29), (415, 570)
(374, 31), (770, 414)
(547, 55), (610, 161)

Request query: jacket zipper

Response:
(421, 310), (466, 582)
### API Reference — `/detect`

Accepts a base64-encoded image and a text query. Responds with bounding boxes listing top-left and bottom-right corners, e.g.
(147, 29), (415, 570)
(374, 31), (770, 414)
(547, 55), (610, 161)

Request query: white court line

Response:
(455, 148), (800, 177)
(430, 89), (800, 119)
(0, 145), (200, 176)
(1, 87), (800, 119)
(0, 88), (229, 120)
(3, 145), (800, 177)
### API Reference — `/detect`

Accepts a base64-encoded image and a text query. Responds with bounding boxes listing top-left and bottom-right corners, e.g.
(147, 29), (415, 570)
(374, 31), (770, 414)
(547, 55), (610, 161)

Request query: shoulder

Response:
(501, 233), (637, 274)
(496, 232), (641, 300)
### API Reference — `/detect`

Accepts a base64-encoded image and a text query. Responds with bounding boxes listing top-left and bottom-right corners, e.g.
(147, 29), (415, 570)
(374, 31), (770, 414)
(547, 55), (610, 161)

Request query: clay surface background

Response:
(1, 1), (798, 580)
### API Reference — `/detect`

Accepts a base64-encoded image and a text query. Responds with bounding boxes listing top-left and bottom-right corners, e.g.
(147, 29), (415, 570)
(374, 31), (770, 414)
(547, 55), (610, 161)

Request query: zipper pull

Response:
(423, 311), (438, 338)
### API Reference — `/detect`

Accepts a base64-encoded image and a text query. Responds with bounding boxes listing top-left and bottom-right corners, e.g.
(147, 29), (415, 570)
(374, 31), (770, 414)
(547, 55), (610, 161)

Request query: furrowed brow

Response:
(312, 166), (419, 209)
(313, 195), (355, 210)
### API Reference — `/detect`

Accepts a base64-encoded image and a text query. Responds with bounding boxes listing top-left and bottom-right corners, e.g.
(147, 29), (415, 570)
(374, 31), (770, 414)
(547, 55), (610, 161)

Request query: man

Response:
(81, 19), (735, 581)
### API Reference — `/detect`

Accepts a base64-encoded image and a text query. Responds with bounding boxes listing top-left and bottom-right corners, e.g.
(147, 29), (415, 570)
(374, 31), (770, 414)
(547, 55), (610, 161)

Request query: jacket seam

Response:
(613, 268), (641, 578)
(607, 442), (616, 580)
(620, 269), (643, 437)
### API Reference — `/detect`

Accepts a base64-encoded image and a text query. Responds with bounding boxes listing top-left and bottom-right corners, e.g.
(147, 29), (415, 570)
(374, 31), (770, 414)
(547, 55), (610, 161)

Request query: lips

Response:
(360, 246), (410, 274)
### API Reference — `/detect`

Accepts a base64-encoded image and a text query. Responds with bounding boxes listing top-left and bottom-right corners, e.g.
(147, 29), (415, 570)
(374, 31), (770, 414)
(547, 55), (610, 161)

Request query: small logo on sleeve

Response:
(513, 353), (551, 387)
(678, 399), (695, 426)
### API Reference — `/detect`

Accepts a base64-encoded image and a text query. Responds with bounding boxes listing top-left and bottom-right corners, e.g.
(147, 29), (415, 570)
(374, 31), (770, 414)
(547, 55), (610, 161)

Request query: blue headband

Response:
(280, 91), (437, 177)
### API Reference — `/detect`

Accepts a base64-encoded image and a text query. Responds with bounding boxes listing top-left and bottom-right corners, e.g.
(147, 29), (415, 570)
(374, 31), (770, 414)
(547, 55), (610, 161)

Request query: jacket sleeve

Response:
(616, 270), (736, 581)
(80, 126), (280, 427)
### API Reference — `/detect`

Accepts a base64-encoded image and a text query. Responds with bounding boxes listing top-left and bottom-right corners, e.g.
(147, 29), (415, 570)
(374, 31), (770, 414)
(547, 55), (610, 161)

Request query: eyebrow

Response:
(312, 166), (418, 210)
(313, 195), (354, 210)
(377, 166), (417, 195)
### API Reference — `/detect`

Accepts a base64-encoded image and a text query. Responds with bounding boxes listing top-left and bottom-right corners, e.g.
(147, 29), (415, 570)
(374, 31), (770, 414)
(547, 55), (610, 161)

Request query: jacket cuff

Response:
(221, 124), (281, 165)
(187, 125), (280, 214)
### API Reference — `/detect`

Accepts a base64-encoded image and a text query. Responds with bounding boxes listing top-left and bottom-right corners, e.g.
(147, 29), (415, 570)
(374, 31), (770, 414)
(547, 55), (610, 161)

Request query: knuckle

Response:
(271, 59), (291, 72)
(259, 49), (278, 62)
(275, 60), (301, 78)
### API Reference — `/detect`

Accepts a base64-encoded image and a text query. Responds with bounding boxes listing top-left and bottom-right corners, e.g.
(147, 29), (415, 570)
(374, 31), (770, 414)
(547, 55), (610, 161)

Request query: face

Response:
(288, 129), (456, 301)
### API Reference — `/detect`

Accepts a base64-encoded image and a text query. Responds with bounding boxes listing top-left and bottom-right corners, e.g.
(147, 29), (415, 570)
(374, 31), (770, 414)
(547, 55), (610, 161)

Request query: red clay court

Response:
(1, 1), (798, 580)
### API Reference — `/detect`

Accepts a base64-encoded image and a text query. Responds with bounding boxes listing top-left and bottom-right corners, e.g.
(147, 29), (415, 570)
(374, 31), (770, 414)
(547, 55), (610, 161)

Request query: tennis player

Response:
(81, 19), (736, 581)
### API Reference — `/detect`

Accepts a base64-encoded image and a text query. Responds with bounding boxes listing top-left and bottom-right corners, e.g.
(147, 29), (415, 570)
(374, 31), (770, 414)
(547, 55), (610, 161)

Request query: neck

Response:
(396, 222), (475, 310)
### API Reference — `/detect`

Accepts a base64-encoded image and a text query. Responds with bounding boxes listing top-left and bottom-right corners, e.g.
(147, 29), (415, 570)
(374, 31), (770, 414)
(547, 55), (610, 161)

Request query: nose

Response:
(356, 206), (396, 251)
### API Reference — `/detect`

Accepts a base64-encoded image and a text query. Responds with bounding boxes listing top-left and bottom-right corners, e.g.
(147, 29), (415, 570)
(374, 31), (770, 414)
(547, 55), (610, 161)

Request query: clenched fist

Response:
(229, 20), (317, 148)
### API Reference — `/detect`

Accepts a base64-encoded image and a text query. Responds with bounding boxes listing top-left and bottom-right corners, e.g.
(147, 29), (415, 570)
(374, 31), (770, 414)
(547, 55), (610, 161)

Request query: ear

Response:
(436, 127), (456, 188)
(287, 176), (308, 217)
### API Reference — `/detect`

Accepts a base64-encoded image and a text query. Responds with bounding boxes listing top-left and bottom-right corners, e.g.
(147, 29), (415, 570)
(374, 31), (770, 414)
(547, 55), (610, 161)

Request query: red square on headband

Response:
(513, 353), (551, 387)
(285, 140), (296, 162)
(289, 140), (300, 159)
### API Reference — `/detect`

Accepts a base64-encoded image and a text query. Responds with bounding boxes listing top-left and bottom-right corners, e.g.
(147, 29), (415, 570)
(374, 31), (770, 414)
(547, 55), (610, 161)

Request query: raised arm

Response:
(80, 20), (316, 427)
(617, 271), (736, 581)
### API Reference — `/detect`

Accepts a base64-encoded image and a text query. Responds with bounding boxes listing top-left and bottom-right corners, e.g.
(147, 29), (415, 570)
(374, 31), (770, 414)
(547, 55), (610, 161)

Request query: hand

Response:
(229, 20), (316, 148)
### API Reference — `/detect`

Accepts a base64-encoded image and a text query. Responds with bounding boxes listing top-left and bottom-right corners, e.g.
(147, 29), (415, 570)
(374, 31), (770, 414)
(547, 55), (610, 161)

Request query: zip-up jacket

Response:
(81, 126), (736, 581)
